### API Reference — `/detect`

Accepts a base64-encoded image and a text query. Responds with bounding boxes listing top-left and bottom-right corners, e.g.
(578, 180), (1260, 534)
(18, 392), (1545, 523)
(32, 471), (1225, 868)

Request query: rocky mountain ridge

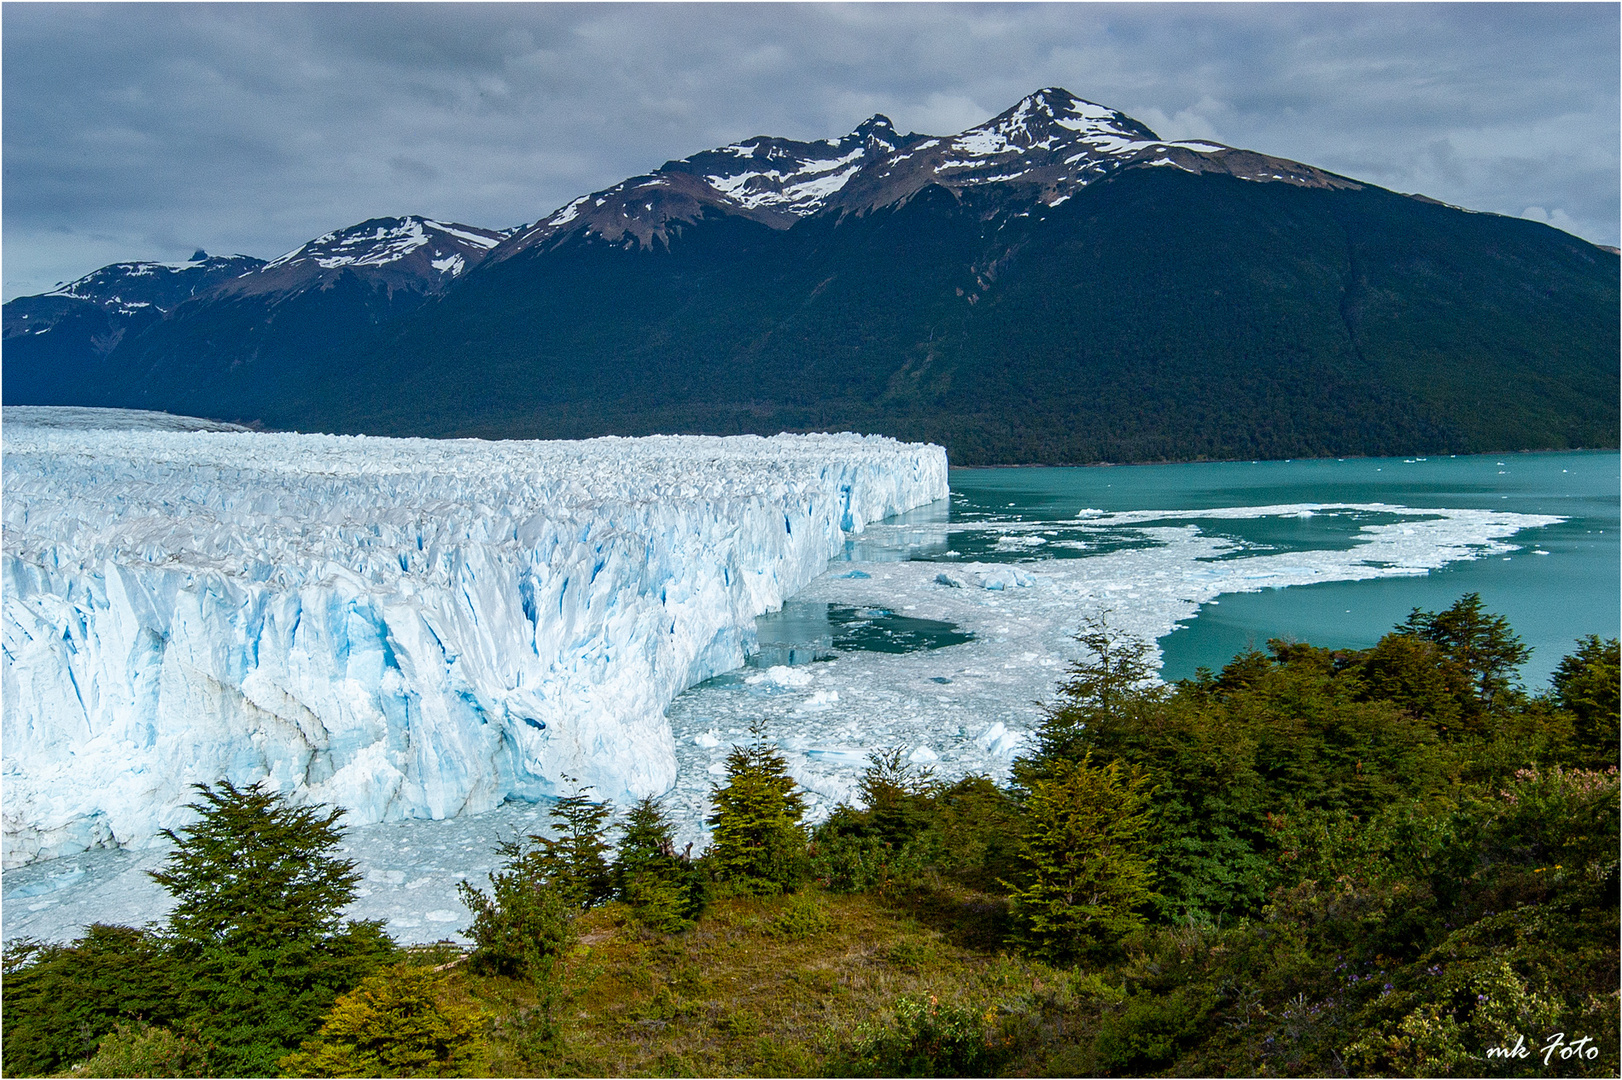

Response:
(3, 87), (1614, 465)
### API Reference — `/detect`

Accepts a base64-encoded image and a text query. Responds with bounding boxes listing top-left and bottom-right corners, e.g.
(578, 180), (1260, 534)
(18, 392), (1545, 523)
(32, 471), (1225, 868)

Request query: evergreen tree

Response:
(1, 924), (184, 1076)
(1006, 753), (1157, 962)
(707, 719), (809, 894)
(614, 796), (707, 932)
(502, 779), (614, 909)
(856, 747), (939, 849)
(150, 782), (396, 1076)
(1018, 615), (1163, 785)
(457, 855), (577, 979)
(1551, 635), (1621, 766)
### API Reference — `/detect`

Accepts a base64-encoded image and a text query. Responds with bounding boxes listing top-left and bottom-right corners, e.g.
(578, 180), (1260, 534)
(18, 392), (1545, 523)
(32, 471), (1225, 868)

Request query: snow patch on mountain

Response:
(264, 217), (505, 277)
(1, 413), (947, 867)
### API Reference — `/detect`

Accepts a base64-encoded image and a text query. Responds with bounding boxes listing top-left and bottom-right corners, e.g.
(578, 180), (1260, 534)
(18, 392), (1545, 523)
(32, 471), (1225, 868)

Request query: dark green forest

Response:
(4, 596), (1616, 1077)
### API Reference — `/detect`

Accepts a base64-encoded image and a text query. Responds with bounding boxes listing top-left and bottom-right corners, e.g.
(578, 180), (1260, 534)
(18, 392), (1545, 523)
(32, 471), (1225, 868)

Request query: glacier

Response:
(1, 413), (948, 868)
(2, 435), (1575, 945)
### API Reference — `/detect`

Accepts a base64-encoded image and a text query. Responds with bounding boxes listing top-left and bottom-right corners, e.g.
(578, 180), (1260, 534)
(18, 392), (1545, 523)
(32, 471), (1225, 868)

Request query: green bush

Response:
(844, 993), (999, 1077)
(1093, 988), (1210, 1074)
(810, 830), (928, 894)
(2, 924), (182, 1076)
(768, 893), (832, 939)
(1551, 635), (1621, 767)
(506, 781), (615, 910)
(614, 796), (708, 932)
(457, 858), (577, 980)
(1005, 753), (1156, 962)
(71, 1022), (209, 1078)
(278, 963), (486, 1077)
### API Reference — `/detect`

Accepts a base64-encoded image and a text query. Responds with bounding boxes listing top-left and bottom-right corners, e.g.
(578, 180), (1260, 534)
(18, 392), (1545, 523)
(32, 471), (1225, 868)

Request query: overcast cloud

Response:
(4, 2), (1617, 299)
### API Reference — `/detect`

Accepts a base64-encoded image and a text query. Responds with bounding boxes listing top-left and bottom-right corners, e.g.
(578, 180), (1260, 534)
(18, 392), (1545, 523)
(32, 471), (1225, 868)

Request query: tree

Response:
(150, 781), (363, 948)
(1, 924), (184, 1076)
(1551, 635), (1621, 766)
(1019, 615), (1163, 785)
(457, 838), (578, 1053)
(1006, 753), (1157, 962)
(613, 796), (707, 932)
(856, 747), (940, 849)
(149, 782), (396, 1076)
(278, 963), (487, 1078)
(1397, 593), (1530, 715)
(458, 848), (577, 980)
(518, 779), (615, 909)
(1358, 631), (1468, 733)
(707, 719), (809, 894)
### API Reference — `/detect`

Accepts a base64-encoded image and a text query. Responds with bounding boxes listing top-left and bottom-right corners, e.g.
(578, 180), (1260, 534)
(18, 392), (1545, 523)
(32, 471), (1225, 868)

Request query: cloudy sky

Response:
(4, 2), (1617, 299)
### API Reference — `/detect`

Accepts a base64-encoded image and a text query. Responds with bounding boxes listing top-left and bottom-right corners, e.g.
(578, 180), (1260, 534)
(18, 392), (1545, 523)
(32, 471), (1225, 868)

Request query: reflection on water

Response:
(750, 601), (974, 667)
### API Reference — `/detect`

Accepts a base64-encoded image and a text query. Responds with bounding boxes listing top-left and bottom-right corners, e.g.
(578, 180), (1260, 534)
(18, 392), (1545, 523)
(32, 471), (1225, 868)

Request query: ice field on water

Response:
(5, 409), (1611, 945)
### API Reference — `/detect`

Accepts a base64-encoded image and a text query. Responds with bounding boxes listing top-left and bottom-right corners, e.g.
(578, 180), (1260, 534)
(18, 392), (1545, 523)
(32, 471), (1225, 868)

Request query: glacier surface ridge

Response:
(2, 420), (947, 867)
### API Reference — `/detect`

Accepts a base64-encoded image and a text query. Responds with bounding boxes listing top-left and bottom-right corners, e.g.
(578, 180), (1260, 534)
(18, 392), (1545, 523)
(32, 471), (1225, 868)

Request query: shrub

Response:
(71, 1022), (209, 1078)
(457, 856), (577, 979)
(810, 829), (927, 894)
(614, 796), (707, 932)
(1093, 988), (1209, 1074)
(512, 781), (615, 909)
(2, 925), (182, 1076)
(768, 893), (832, 939)
(1551, 635), (1621, 767)
(278, 963), (486, 1077)
(845, 993), (999, 1077)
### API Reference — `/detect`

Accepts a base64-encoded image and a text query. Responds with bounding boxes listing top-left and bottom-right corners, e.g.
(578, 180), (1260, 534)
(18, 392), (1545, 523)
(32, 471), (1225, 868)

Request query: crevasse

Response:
(1, 425), (948, 867)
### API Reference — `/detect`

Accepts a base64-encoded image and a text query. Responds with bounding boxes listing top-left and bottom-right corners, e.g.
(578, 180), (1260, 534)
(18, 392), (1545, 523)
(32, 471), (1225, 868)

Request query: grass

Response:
(455, 883), (1072, 1077)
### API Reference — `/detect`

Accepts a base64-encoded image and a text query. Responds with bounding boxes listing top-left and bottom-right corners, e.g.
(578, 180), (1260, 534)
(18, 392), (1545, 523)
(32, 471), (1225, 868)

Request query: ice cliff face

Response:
(1, 417), (947, 867)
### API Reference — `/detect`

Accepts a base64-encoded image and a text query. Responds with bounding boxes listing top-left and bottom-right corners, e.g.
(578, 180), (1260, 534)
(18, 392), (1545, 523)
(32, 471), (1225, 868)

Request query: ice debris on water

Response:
(0, 412), (946, 867)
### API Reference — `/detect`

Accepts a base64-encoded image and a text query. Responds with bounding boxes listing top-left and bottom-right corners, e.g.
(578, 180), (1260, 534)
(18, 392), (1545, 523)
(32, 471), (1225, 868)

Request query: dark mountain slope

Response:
(2, 253), (265, 406)
(308, 166), (1616, 464)
(53, 218), (507, 422)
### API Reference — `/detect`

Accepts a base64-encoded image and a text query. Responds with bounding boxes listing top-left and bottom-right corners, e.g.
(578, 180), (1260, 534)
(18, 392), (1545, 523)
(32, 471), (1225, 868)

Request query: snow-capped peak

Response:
(956, 88), (1162, 157)
(499, 87), (1358, 256)
(35, 253), (266, 310)
(263, 216), (504, 274)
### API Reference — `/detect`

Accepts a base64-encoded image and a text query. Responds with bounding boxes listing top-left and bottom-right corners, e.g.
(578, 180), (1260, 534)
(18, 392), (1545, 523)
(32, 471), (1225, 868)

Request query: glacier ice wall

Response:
(2, 421), (947, 867)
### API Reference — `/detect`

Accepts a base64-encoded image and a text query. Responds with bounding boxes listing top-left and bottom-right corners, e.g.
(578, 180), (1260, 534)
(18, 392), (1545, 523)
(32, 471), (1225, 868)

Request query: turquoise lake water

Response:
(942, 451), (1619, 687)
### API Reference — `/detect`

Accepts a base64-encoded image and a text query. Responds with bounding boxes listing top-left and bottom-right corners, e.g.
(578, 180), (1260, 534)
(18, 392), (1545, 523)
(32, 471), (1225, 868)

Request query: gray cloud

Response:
(4, 3), (1617, 299)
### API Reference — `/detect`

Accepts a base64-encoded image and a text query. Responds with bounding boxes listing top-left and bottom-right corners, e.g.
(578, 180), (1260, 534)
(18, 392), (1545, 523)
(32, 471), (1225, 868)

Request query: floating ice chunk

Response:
(978, 566), (1035, 590)
(975, 722), (1025, 758)
(908, 745), (939, 763)
(693, 731), (722, 748)
(935, 571), (968, 588)
(799, 689), (840, 712)
(766, 665), (814, 688)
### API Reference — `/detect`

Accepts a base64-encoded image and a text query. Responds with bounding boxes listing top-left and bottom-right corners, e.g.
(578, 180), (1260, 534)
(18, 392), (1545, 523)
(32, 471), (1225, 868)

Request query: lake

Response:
(944, 449), (1618, 686)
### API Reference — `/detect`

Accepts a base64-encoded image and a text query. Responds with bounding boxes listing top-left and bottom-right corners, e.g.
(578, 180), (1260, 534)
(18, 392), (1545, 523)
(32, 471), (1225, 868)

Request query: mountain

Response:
(5, 89), (1616, 463)
(2, 252), (265, 405)
(4, 217), (506, 419)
